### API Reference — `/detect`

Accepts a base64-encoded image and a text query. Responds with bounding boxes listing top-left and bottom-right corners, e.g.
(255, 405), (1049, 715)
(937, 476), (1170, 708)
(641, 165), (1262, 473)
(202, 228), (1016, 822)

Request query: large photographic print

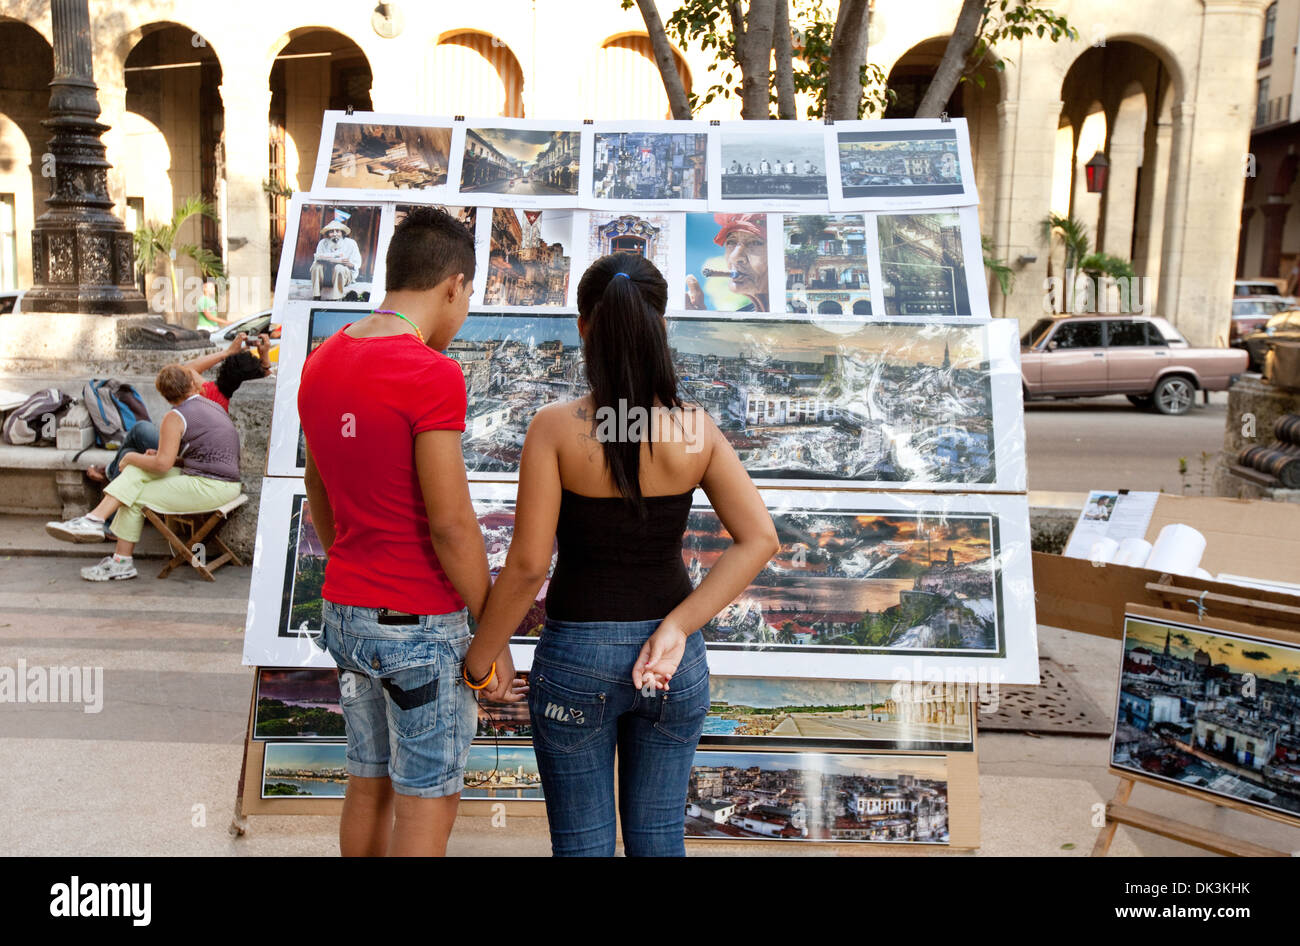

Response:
(281, 201), (383, 302)
(463, 744), (544, 801)
(714, 123), (829, 210)
(278, 494), (325, 638)
(687, 505), (1003, 657)
(254, 669), (344, 740)
(668, 317), (998, 487)
(685, 751), (949, 843)
(782, 214), (873, 316)
(317, 117), (452, 195)
(458, 125), (581, 202)
(483, 209), (574, 308)
(589, 129), (708, 203)
(703, 677), (972, 750)
(1112, 615), (1300, 821)
(448, 314), (584, 474)
(878, 210), (975, 316)
(261, 743), (347, 799)
(832, 124), (973, 206)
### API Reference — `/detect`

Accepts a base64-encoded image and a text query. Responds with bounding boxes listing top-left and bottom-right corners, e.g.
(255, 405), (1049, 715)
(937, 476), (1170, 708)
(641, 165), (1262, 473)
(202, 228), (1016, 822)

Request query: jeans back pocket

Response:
(653, 659), (710, 745)
(530, 666), (608, 754)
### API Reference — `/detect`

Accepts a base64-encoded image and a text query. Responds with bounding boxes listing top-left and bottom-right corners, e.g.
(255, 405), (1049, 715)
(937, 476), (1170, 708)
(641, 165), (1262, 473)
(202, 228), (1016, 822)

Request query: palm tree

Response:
(1041, 212), (1091, 312)
(982, 235), (1014, 298)
(134, 196), (225, 323)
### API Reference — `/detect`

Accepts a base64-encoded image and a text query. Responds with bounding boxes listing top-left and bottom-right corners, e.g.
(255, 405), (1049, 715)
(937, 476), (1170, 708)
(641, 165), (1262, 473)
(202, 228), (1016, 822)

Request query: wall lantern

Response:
(1084, 151), (1110, 193)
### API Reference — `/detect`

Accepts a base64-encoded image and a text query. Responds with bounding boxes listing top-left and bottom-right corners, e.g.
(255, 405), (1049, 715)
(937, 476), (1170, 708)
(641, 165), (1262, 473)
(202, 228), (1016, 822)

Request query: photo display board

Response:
(243, 114), (1031, 846)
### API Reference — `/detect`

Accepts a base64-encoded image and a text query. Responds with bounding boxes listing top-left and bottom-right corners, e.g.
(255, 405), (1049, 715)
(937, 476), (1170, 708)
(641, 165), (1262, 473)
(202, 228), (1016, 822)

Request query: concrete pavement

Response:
(6, 548), (1298, 857)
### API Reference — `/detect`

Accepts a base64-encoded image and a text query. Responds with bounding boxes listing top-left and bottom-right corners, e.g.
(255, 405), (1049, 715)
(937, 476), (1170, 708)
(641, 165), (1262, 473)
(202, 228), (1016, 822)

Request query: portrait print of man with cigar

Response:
(684, 212), (770, 312)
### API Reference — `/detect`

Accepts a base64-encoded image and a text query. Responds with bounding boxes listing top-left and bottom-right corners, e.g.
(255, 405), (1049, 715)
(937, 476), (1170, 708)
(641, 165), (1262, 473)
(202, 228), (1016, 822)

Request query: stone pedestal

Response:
(1212, 375), (1300, 501)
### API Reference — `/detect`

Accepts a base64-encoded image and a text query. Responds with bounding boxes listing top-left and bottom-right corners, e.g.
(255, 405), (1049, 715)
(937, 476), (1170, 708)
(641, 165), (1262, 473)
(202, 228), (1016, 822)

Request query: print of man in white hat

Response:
(310, 218), (363, 300)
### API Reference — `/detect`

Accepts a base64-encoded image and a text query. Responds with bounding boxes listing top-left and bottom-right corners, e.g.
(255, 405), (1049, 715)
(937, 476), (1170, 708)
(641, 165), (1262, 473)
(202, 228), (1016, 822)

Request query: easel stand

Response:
(1091, 602), (1300, 858)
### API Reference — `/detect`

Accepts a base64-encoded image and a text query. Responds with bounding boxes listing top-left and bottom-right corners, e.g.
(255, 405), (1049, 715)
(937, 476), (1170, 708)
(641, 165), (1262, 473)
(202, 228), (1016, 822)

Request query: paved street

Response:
(1024, 392), (1229, 492)
(463, 178), (572, 196)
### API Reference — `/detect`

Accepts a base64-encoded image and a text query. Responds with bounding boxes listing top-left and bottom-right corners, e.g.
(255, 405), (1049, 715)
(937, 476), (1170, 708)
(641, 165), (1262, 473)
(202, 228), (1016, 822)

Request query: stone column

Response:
(1000, 97), (1065, 330)
(991, 100), (1019, 317)
(218, 78), (273, 313)
(24, 0), (145, 314)
(1237, 205), (1255, 277)
(1100, 139), (1143, 257)
(1132, 114), (1172, 310)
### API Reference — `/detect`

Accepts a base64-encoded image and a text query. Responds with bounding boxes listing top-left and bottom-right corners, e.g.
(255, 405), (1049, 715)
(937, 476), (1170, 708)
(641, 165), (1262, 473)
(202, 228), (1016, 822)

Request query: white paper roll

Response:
(1145, 523), (1206, 576)
(1089, 537), (1120, 565)
(1114, 537), (1152, 568)
(1194, 567), (1214, 580)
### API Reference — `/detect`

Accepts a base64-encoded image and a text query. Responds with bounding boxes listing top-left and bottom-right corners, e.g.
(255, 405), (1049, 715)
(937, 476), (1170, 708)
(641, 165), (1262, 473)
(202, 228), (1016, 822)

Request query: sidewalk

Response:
(1, 547), (1296, 857)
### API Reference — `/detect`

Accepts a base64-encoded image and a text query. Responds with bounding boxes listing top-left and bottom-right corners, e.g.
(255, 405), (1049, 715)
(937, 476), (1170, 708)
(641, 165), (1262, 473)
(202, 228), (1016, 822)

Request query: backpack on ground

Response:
(81, 379), (152, 447)
(1, 388), (72, 445)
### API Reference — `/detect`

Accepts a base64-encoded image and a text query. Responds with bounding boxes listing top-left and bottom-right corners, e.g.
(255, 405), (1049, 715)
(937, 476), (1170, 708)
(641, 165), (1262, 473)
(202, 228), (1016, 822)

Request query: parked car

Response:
(1020, 315), (1248, 415)
(213, 309), (280, 363)
(1230, 296), (1293, 347)
(1235, 278), (1293, 301)
(1240, 309), (1300, 371)
(0, 290), (25, 315)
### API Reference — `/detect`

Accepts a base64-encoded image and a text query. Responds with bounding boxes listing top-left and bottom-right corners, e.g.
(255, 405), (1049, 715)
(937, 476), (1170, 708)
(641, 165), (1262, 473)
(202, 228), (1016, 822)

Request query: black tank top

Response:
(544, 488), (695, 622)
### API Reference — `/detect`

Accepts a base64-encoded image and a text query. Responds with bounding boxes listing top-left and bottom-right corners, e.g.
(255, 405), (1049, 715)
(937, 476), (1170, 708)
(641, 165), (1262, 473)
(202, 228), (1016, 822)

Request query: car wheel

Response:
(1152, 376), (1195, 415)
(1127, 394), (1153, 409)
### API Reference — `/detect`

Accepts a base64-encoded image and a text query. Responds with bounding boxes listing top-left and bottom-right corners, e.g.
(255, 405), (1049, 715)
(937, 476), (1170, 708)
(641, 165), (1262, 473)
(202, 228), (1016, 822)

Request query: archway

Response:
(123, 23), (223, 269)
(430, 32), (524, 118)
(587, 34), (692, 119)
(0, 19), (53, 288)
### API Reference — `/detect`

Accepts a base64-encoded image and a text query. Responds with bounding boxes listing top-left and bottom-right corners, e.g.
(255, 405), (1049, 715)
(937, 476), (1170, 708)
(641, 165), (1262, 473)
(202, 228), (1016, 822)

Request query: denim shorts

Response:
(318, 599), (476, 798)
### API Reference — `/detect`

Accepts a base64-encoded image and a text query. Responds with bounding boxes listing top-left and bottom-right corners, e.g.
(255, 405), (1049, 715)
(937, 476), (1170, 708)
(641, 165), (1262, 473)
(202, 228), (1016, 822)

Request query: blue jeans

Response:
(528, 618), (710, 857)
(319, 599), (476, 797)
(107, 421), (160, 480)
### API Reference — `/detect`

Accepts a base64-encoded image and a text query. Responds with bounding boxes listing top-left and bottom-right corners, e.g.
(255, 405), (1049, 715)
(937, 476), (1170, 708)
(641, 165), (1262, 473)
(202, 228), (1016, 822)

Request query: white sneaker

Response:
(81, 556), (138, 582)
(45, 516), (109, 544)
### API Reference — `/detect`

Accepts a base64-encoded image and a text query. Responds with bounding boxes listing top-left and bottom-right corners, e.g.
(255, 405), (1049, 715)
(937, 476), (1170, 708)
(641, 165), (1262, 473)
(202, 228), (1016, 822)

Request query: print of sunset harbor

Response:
(684, 508), (1001, 654)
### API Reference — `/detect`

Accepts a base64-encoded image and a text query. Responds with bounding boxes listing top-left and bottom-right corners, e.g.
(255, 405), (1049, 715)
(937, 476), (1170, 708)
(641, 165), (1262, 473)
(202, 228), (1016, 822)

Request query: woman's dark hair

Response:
(215, 351), (269, 400)
(576, 253), (682, 507)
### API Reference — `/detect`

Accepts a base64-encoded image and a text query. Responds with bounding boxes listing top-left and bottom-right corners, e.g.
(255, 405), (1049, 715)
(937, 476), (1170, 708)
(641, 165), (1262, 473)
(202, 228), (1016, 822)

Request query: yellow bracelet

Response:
(463, 660), (496, 691)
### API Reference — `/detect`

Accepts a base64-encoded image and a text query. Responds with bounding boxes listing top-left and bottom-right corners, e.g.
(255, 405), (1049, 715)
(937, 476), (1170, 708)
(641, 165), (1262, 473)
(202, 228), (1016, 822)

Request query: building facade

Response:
(0, 0), (1270, 345)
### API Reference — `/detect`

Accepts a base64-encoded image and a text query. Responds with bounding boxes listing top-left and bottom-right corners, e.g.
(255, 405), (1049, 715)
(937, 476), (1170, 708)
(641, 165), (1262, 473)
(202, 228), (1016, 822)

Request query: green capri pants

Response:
(103, 466), (242, 543)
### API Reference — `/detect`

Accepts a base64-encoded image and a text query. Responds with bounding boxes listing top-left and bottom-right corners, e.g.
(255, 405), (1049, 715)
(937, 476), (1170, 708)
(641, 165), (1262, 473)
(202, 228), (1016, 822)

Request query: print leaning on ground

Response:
(254, 668), (344, 739)
(702, 677), (972, 750)
(669, 318), (996, 486)
(685, 751), (949, 843)
(1111, 616), (1300, 820)
(261, 742), (348, 798)
(685, 507), (1003, 656)
(463, 744), (544, 801)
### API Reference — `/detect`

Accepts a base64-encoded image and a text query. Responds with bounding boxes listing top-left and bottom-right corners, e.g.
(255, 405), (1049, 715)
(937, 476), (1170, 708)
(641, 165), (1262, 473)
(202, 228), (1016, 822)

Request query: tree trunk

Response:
(737, 0), (776, 119)
(773, 1), (797, 120)
(915, 0), (984, 118)
(632, 0), (692, 119)
(826, 0), (871, 121)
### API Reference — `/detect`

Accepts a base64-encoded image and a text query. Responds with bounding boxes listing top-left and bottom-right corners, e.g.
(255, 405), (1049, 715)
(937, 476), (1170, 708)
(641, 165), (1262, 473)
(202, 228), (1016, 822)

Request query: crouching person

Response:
(45, 364), (242, 580)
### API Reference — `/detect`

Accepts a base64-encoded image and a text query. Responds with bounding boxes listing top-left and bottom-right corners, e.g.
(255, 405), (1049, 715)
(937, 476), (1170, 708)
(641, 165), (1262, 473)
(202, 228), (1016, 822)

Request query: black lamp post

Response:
(24, 0), (145, 314)
(1084, 150), (1110, 194)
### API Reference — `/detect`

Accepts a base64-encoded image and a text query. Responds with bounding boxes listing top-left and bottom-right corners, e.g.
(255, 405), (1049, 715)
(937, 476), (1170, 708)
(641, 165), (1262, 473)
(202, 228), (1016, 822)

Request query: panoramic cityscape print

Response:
(668, 318), (997, 485)
(684, 507), (1002, 655)
(685, 751), (949, 843)
(463, 745), (544, 801)
(1112, 617), (1300, 819)
(703, 677), (972, 749)
(591, 131), (708, 200)
(446, 314), (584, 473)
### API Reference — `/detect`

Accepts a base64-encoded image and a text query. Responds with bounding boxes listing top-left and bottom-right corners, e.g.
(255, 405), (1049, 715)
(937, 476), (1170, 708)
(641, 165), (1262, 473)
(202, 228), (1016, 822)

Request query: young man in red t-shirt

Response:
(299, 207), (517, 857)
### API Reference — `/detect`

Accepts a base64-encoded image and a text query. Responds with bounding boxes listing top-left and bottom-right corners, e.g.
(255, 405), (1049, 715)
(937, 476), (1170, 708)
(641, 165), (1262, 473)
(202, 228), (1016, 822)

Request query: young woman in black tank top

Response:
(464, 253), (778, 857)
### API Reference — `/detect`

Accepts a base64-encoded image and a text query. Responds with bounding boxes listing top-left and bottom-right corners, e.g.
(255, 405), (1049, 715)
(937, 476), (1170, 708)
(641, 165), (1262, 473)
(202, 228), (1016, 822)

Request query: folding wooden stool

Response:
(142, 493), (249, 581)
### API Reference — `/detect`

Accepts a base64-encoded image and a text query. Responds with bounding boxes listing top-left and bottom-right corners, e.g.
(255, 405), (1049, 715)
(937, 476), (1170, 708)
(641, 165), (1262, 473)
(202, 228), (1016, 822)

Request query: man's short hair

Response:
(385, 207), (476, 292)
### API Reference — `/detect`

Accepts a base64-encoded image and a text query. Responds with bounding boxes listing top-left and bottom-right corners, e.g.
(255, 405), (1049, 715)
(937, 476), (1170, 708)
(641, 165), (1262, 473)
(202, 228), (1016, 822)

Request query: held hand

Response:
(684, 274), (705, 310)
(225, 333), (247, 356)
(633, 621), (689, 692)
(481, 647), (521, 703)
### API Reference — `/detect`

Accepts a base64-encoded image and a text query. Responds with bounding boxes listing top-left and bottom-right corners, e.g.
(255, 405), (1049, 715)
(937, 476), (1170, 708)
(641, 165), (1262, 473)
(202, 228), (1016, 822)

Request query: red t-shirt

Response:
(297, 329), (468, 615)
(200, 380), (229, 412)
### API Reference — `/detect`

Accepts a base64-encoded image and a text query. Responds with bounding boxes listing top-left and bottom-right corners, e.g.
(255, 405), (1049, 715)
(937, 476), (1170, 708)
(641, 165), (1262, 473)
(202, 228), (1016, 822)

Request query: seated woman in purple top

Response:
(44, 363), (243, 582)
